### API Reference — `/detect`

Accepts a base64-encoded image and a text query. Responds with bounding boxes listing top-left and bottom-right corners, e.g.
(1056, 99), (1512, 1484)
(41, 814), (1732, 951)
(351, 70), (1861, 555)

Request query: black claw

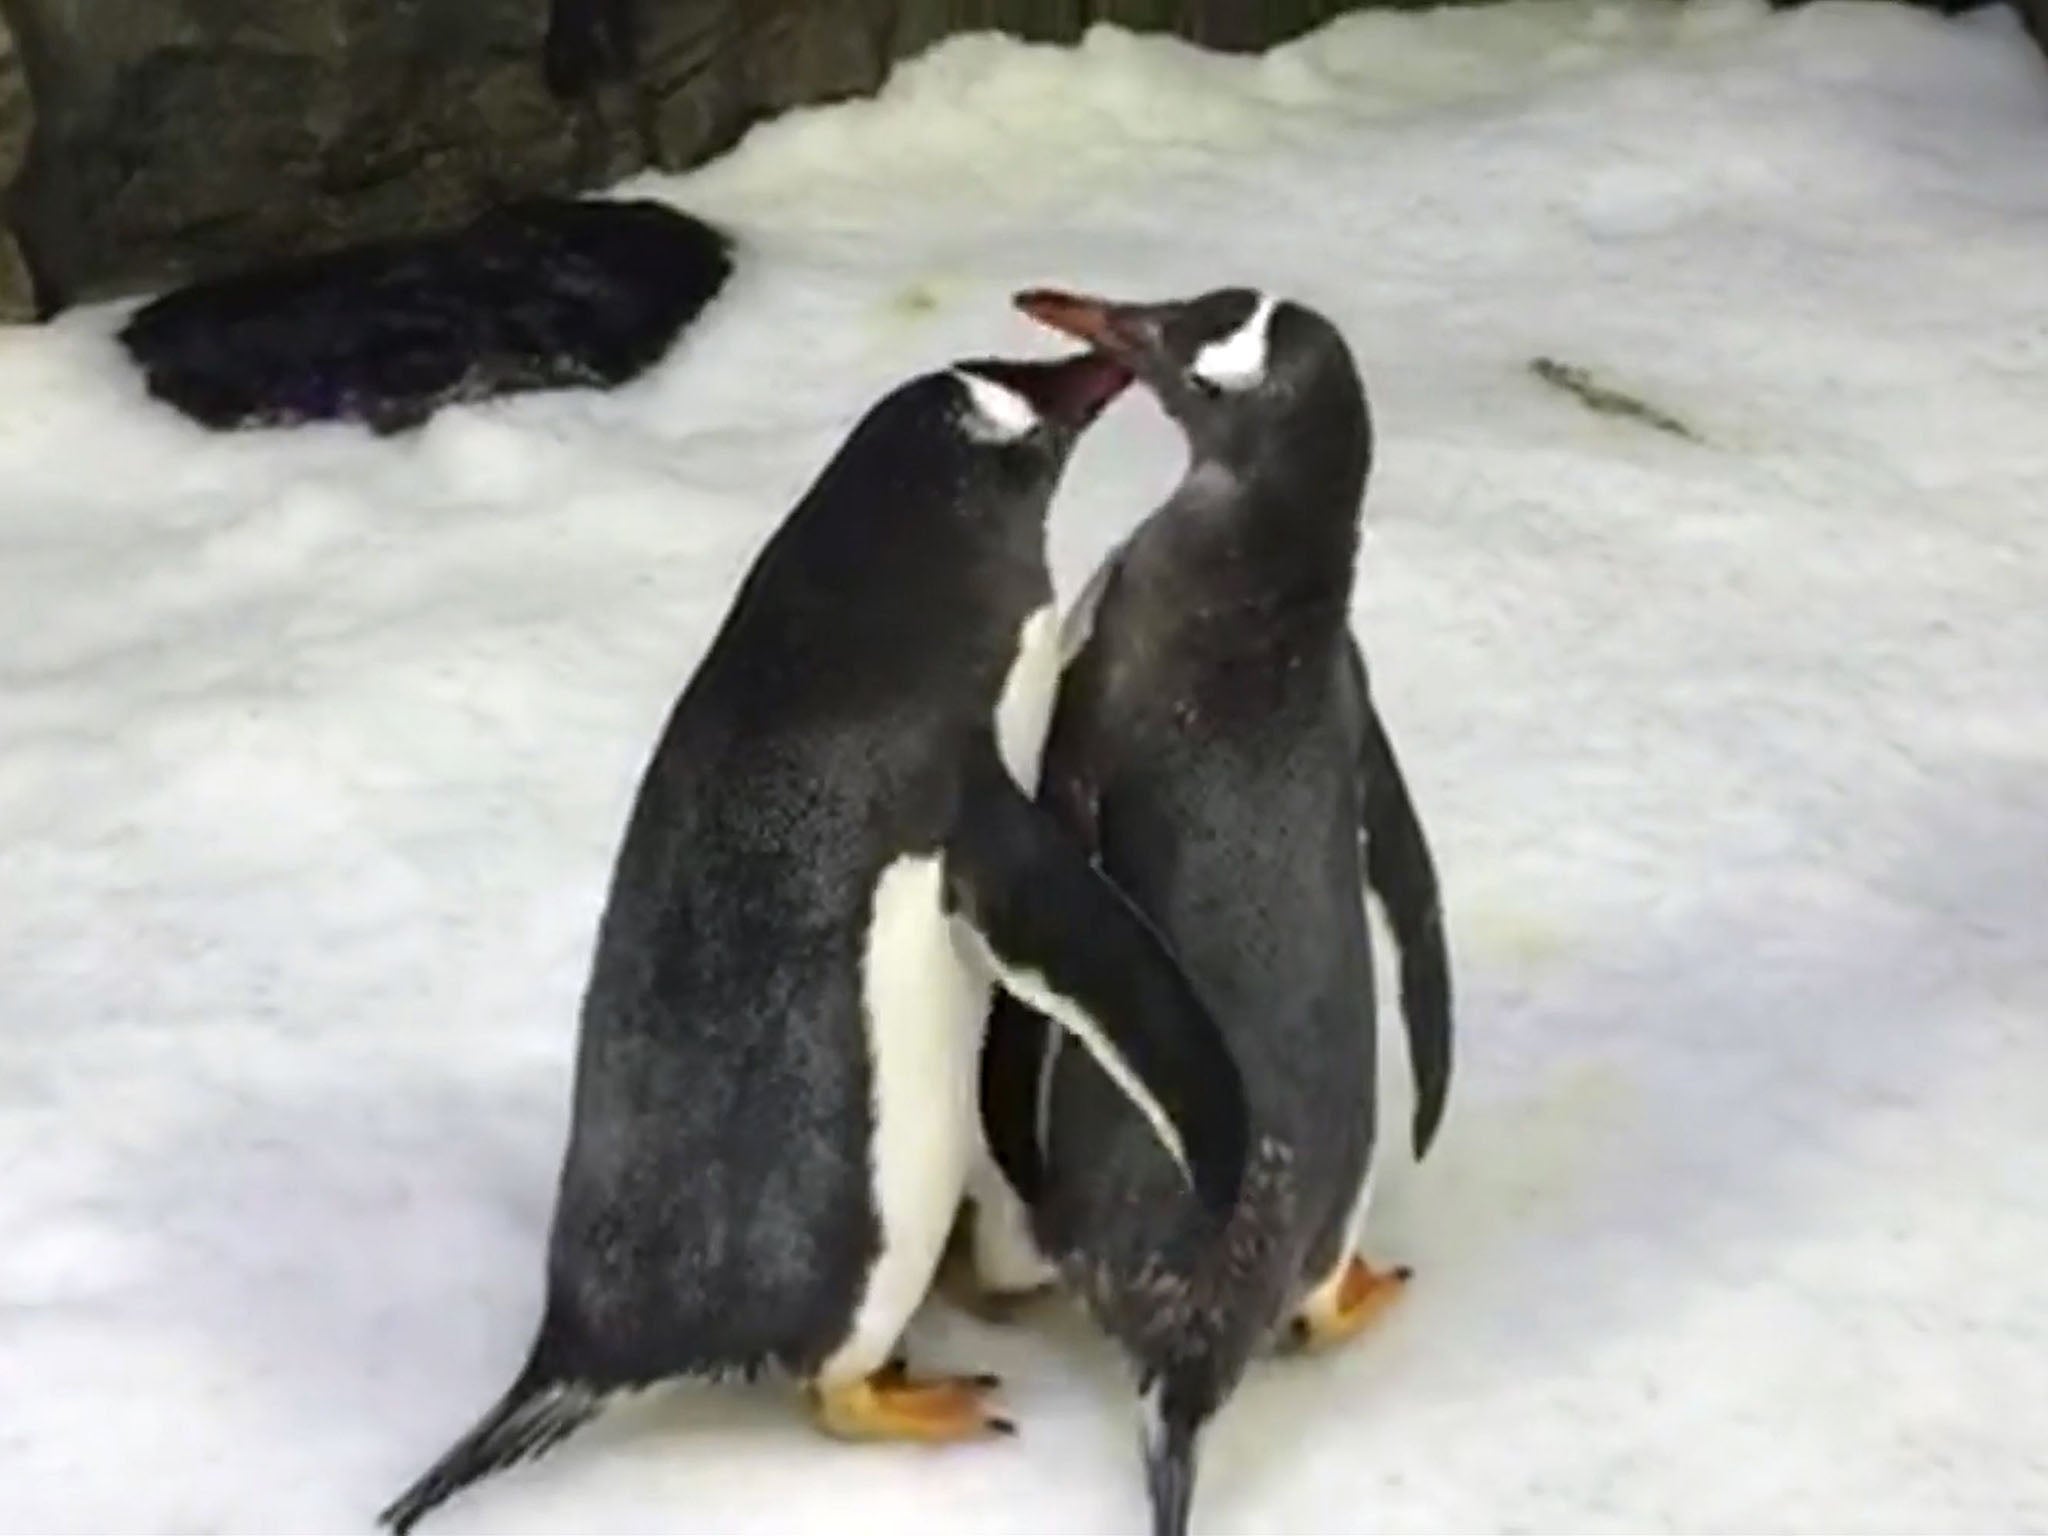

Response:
(971, 1372), (1002, 1391)
(988, 1416), (1018, 1437)
(1393, 1265), (1415, 1282)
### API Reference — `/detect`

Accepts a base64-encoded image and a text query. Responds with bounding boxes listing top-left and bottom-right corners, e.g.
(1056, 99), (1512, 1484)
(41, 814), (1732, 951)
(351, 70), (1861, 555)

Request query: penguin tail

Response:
(1128, 1141), (1291, 1536)
(1359, 705), (1454, 1162)
(1140, 1370), (1212, 1536)
(377, 1366), (602, 1535)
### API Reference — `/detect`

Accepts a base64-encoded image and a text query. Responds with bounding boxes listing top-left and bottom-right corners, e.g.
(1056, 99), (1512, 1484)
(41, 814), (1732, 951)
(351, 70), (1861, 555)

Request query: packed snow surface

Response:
(2, 1), (2045, 1530)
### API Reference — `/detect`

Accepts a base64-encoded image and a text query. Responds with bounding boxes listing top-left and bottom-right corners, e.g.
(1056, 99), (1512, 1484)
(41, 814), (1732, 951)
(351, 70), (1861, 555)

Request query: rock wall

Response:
(0, 0), (2038, 321)
(2, 0), (618, 318)
(1, 7), (32, 320)
(0, 0), (1389, 319)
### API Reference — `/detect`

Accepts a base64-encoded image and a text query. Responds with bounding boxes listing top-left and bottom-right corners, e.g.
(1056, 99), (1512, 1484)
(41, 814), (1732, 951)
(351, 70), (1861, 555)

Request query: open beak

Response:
(971, 350), (1134, 432)
(1014, 288), (1155, 368)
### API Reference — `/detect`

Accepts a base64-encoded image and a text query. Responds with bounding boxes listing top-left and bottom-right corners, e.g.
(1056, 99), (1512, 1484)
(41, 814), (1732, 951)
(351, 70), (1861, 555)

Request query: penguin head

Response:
(1011, 286), (1367, 481)
(835, 352), (1132, 544)
(800, 351), (1130, 567)
(945, 352), (1134, 462)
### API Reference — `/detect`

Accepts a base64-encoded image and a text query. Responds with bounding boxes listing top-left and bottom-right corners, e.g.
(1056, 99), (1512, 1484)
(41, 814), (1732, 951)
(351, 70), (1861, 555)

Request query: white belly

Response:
(826, 604), (1069, 1376)
(821, 853), (990, 1384)
(993, 604), (1061, 790)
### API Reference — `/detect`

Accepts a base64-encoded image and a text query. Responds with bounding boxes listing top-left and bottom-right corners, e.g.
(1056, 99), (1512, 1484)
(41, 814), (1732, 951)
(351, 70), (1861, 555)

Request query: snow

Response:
(3, 0), (2046, 1530)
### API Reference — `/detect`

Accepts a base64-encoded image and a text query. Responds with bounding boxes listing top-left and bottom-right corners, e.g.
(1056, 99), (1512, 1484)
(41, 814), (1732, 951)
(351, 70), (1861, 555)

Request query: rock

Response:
(1, 9), (33, 320)
(545, 0), (639, 96)
(2018, 0), (2047, 53)
(1128, 0), (1364, 53)
(1769, 0), (2046, 53)
(629, 0), (1369, 172)
(1, 0), (1413, 320)
(0, 240), (28, 323)
(6, 0), (619, 312)
(633, 0), (897, 170)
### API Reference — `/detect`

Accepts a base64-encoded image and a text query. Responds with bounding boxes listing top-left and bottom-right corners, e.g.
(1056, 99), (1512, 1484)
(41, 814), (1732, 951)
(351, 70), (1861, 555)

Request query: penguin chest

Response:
(993, 604), (1062, 790)
(825, 604), (1061, 1376)
(832, 854), (990, 1373)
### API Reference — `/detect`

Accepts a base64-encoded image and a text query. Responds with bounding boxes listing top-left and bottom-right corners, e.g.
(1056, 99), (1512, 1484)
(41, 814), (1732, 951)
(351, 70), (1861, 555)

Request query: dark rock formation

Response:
(119, 196), (733, 434)
(0, 0), (1393, 321)
(2019, 0), (2047, 52)
(1770, 0), (2046, 40)
(5, 0), (2034, 323)
(0, 8), (30, 320)
(546, 0), (639, 97)
(1, 0), (647, 318)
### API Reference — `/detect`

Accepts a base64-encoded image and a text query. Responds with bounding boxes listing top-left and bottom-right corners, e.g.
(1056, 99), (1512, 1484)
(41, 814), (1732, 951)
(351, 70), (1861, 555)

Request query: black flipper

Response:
(377, 1362), (602, 1535)
(1346, 638), (1454, 1159)
(945, 741), (1249, 1219)
(976, 569), (1116, 1210)
(980, 989), (1055, 1205)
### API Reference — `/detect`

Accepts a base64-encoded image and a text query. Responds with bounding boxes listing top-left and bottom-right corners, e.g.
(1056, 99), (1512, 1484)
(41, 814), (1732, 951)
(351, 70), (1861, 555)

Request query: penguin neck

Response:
(1138, 450), (1363, 649)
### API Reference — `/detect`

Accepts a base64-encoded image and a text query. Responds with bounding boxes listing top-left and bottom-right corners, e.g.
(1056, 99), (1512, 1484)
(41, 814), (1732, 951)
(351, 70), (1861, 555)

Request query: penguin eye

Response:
(1185, 371), (1224, 401)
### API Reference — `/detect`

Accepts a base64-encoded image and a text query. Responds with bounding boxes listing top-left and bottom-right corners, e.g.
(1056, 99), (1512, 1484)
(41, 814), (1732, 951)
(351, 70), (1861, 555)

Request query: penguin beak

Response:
(969, 352), (1135, 432)
(1014, 289), (1162, 374)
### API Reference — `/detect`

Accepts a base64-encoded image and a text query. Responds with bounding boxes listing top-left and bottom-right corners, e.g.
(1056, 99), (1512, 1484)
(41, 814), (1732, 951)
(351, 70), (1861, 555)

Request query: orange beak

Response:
(1014, 288), (1150, 362)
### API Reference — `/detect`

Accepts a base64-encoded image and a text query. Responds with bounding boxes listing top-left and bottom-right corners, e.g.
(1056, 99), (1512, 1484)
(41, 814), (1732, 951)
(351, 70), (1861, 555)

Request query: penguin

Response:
(377, 347), (1252, 1534)
(963, 286), (1454, 1536)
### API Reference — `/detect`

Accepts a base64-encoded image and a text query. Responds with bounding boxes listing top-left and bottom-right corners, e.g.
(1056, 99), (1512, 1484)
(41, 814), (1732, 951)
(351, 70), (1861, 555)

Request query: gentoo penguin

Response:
(378, 348), (1251, 1534)
(967, 287), (1453, 1536)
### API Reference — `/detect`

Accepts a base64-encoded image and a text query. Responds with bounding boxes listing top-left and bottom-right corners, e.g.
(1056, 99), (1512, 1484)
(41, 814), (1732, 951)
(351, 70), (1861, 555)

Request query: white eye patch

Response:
(954, 370), (1039, 442)
(1190, 294), (1279, 391)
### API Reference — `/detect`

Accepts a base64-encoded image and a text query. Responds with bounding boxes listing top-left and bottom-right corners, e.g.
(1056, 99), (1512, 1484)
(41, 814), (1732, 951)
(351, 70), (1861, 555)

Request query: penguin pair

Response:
(962, 286), (1454, 1536)
(379, 340), (1253, 1532)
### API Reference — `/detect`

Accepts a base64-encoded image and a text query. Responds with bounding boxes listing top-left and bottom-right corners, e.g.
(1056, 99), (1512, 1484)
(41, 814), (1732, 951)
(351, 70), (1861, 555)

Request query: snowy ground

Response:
(4, 1), (2046, 1531)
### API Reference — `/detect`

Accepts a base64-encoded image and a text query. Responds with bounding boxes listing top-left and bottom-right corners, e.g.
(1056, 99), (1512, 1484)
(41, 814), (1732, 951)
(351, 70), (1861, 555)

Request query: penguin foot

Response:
(934, 1242), (1056, 1324)
(961, 1281), (1057, 1325)
(1287, 1257), (1412, 1353)
(810, 1366), (1014, 1443)
(877, 1357), (1001, 1392)
(933, 1206), (1059, 1325)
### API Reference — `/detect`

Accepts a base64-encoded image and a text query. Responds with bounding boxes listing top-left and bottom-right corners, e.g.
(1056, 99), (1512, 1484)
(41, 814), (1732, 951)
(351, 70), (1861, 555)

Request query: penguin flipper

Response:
(1346, 638), (1454, 1160)
(945, 742), (1249, 1219)
(979, 988), (1055, 1205)
(972, 556), (1119, 1211)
